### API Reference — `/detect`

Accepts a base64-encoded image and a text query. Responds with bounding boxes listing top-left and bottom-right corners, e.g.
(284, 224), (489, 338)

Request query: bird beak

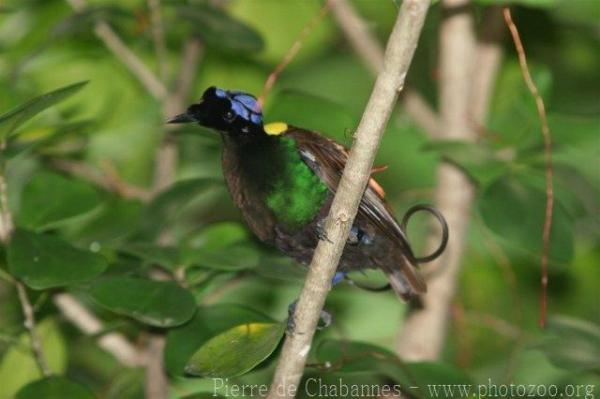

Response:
(167, 112), (195, 124)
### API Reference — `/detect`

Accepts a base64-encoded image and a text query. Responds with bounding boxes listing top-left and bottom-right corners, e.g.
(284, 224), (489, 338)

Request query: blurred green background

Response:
(0, 0), (598, 398)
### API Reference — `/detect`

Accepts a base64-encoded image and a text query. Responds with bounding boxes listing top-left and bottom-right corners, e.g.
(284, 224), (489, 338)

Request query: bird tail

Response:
(381, 254), (427, 301)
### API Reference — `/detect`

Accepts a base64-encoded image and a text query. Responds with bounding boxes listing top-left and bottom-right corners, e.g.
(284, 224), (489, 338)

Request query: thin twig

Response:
(51, 159), (152, 202)
(16, 282), (52, 376)
(65, 0), (168, 101)
(173, 39), (203, 103)
(258, 3), (330, 108)
(267, 1), (431, 396)
(328, 0), (440, 137)
(147, 0), (169, 82)
(503, 7), (554, 329)
(53, 293), (145, 367)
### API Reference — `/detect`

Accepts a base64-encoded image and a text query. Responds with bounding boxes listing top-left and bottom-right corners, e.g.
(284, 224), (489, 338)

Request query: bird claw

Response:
(286, 300), (332, 334)
(316, 219), (333, 243)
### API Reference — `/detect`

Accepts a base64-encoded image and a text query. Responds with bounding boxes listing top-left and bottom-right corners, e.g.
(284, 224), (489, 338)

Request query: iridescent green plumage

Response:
(265, 138), (328, 229)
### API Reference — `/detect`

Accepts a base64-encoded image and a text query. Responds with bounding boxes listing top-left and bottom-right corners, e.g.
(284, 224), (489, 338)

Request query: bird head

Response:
(168, 87), (264, 136)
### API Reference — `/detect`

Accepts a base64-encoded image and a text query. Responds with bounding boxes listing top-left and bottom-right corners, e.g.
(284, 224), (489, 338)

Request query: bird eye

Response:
(224, 110), (235, 122)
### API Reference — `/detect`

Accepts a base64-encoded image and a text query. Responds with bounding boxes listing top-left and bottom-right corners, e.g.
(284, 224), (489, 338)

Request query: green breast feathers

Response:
(265, 137), (328, 229)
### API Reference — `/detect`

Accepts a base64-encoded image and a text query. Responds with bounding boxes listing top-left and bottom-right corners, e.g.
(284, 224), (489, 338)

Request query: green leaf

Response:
(488, 62), (552, 148)
(67, 198), (143, 246)
(315, 340), (472, 396)
(120, 242), (180, 271)
(407, 362), (474, 398)
(181, 223), (260, 271)
(51, 6), (131, 39)
(176, 5), (264, 53)
(165, 304), (273, 376)
(0, 81), (87, 140)
(185, 222), (249, 251)
(316, 339), (400, 376)
(185, 322), (285, 378)
(5, 119), (92, 160)
(16, 377), (94, 399)
(17, 172), (100, 231)
(7, 229), (108, 290)
(253, 253), (306, 282)
(478, 173), (574, 264)
(89, 277), (196, 327)
(182, 244), (261, 271)
(424, 140), (510, 186)
(0, 319), (66, 399)
(536, 316), (600, 372)
(141, 177), (223, 238)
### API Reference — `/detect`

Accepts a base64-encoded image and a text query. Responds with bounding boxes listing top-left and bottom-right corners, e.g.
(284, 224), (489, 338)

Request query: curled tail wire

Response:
(345, 203), (449, 294)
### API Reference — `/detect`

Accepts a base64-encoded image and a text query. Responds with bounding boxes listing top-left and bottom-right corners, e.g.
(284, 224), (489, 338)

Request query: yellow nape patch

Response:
(264, 122), (288, 136)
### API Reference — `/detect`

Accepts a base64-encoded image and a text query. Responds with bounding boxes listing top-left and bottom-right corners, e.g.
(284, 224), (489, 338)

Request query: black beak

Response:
(167, 112), (195, 124)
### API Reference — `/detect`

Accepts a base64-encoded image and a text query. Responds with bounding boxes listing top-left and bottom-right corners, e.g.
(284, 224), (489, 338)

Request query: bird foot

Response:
(316, 219), (333, 243)
(287, 300), (332, 334)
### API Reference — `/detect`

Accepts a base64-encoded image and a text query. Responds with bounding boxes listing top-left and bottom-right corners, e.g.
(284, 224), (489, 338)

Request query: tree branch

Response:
(0, 162), (13, 243)
(147, 0), (168, 82)
(65, 0), (168, 102)
(267, 1), (431, 396)
(51, 159), (151, 202)
(153, 39), (203, 194)
(144, 334), (168, 399)
(16, 282), (52, 376)
(53, 293), (145, 367)
(173, 39), (203, 105)
(328, 0), (440, 137)
(396, 1), (505, 360)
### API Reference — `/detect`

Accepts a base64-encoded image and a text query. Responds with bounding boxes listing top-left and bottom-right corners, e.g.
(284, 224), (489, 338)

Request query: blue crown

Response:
(214, 88), (262, 125)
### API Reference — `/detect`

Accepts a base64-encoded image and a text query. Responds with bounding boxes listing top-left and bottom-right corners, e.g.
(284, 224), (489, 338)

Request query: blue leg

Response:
(332, 271), (346, 285)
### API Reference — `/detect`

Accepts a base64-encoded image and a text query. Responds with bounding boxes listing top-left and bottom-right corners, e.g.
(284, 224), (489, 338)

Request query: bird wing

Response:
(284, 126), (426, 295)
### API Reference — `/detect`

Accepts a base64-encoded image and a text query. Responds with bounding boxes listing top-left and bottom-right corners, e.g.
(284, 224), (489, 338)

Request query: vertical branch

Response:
(267, 1), (431, 396)
(328, 0), (440, 137)
(502, 8), (554, 328)
(16, 282), (52, 377)
(153, 38), (203, 194)
(0, 156), (13, 242)
(147, 0), (169, 82)
(145, 334), (169, 399)
(173, 39), (203, 104)
(397, 0), (477, 360)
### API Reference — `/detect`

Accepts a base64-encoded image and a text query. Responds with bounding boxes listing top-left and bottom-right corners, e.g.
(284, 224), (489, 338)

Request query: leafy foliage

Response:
(16, 377), (94, 399)
(8, 229), (107, 290)
(0, 1), (597, 398)
(89, 277), (196, 327)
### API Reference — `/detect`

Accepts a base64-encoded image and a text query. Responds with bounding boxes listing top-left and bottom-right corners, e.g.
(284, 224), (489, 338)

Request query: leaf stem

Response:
(16, 281), (52, 377)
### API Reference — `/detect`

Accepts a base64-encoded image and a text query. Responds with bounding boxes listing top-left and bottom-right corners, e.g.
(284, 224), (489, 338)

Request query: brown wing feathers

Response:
(287, 127), (426, 296)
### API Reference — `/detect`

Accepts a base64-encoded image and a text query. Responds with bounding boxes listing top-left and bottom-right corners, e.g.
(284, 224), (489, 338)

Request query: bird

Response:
(169, 86), (448, 300)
